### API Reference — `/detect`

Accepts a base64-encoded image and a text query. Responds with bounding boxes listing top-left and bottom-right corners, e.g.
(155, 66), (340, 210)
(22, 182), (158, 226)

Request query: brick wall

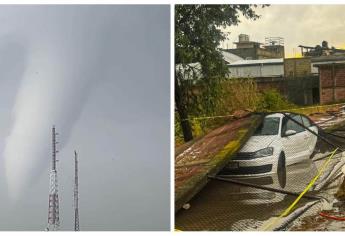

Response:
(320, 88), (334, 104)
(256, 78), (286, 94)
(320, 68), (332, 87)
(255, 76), (319, 105)
(335, 68), (345, 86)
(336, 87), (345, 100)
(319, 65), (345, 104)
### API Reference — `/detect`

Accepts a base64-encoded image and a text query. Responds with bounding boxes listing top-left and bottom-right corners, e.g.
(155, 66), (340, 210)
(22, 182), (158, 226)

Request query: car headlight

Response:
(253, 147), (274, 158)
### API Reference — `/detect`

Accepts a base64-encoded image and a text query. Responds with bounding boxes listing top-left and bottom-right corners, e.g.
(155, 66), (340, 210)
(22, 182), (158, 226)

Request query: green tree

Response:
(175, 4), (266, 142)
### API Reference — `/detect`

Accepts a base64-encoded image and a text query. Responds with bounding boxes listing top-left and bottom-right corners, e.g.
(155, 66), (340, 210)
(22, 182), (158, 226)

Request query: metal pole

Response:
(74, 151), (80, 231)
(209, 175), (322, 201)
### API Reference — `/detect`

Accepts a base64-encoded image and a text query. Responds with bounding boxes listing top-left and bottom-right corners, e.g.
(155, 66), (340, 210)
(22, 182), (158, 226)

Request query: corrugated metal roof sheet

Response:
(229, 58), (283, 66)
(312, 55), (345, 67)
(311, 55), (345, 63)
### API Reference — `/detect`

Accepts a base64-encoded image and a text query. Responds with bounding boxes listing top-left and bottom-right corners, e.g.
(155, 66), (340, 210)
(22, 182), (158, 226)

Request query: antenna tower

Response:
(74, 150), (80, 231)
(46, 126), (60, 231)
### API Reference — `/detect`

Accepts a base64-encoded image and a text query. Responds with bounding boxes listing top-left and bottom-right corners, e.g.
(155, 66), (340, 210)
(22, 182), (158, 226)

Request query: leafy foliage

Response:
(175, 81), (297, 147)
(220, 78), (262, 113)
(259, 89), (297, 111)
(175, 5), (266, 141)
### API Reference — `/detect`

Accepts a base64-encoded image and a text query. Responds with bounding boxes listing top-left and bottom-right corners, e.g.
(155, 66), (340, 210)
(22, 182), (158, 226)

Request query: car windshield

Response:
(253, 117), (280, 136)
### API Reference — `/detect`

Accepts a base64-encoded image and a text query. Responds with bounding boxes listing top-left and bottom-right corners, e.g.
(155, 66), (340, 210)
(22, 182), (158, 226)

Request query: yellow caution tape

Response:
(181, 114), (235, 121)
(282, 102), (345, 112)
(262, 147), (338, 231)
(180, 102), (345, 122)
(280, 148), (338, 217)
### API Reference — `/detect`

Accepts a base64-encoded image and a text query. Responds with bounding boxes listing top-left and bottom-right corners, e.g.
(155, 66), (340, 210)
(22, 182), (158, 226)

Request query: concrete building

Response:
(228, 58), (284, 78)
(314, 56), (345, 104)
(225, 34), (285, 60)
(226, 56), (319, 105)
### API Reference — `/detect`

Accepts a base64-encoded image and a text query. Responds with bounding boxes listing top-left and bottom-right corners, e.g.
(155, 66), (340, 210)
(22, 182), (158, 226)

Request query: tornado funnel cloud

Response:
(3, 36), (111, 198)
(4, 47), (93, 199)
(2, 6), (143, 201)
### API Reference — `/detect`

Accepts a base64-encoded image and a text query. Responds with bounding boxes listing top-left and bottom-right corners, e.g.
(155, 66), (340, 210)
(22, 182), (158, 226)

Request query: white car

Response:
(221, 113), (318, 176)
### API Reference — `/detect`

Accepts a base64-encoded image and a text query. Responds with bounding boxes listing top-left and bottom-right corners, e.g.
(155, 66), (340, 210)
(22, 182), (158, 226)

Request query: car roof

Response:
(265, 112), (307, 119)
(265, 113), (284, 118)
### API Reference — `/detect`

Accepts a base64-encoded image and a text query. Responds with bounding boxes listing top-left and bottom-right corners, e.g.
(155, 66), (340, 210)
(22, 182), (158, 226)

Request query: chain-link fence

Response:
(175, 111), (345, 231)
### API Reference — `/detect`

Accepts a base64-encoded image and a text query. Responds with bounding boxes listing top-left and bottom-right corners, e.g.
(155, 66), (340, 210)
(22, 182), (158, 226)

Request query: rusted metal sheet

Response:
(175, 114), (263, 212)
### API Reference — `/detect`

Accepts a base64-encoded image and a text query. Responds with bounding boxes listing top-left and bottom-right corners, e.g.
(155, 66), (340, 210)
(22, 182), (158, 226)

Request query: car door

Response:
(301, 115), (318, 155)
(281, 115), (306, 165)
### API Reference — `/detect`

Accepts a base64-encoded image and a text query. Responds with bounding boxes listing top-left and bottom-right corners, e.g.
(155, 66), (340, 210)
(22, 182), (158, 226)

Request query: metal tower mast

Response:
(46, 126), (60, 231)
(74, 150), (80, 231)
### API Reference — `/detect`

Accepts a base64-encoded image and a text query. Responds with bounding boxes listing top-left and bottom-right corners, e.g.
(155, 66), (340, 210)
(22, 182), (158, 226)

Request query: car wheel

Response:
(277, 152), (286, 188)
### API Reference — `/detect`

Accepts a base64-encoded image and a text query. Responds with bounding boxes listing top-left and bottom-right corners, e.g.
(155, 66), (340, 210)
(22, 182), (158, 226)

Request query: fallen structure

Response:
(175, 113), (263, 212)
(175, 103), (345, 230)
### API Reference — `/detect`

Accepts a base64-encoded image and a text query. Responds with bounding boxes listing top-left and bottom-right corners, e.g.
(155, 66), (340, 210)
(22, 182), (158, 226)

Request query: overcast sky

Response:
(222, 5), (345, 57)
(0, 5), (170, 230)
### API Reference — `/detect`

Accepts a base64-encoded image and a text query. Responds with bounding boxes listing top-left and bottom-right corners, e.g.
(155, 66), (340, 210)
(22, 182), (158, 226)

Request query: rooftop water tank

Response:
(239, 34), (249, 42)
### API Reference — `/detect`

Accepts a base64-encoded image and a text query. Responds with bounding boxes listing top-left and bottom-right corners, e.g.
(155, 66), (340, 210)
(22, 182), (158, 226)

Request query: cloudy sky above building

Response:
(222, 5), (345, 57)
(0, 5), (170, 230)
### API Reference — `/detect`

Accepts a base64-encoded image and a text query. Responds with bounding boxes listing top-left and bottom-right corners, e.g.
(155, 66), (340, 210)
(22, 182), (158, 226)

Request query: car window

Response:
(282, 115), (305, 135)
(301, 116), (311, 127)
(253, 117), (280, 136)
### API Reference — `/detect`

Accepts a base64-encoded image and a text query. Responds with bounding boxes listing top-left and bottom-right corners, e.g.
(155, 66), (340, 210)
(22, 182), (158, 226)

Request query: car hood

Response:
(240, 135), (277, 152)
